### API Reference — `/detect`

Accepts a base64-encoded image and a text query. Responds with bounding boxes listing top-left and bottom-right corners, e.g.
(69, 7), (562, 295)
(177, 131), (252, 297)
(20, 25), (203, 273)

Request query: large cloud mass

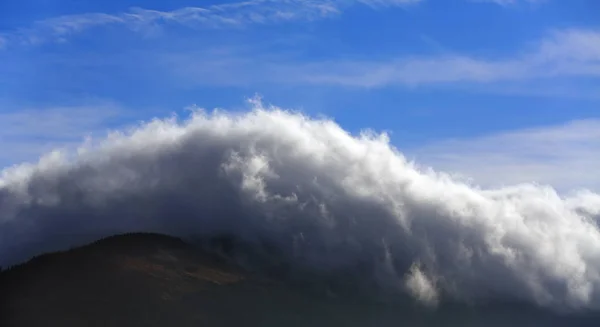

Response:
(1, 100), (600, 311)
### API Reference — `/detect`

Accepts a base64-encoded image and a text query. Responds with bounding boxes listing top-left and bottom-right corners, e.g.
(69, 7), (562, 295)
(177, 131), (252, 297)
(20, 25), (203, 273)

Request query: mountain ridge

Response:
(1, 232), (599, 327)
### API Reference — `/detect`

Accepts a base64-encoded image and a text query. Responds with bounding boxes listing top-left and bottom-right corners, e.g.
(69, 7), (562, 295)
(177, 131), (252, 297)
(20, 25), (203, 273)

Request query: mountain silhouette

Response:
(1, 232), (598, 326)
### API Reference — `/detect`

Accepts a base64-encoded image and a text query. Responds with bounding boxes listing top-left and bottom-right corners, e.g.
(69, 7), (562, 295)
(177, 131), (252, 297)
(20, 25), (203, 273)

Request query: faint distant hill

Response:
(1, 232), (598, 327)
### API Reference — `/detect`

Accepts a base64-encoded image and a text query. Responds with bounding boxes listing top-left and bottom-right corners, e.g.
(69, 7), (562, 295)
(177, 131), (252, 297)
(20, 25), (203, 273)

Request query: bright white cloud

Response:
(0, 0), (420, 47)
(411, 119), (600, 192)
(1, 100), (600, 312)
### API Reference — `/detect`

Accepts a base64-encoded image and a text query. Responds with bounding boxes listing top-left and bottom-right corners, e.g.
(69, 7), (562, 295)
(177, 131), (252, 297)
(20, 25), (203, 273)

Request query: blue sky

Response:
(0, 0), (599, 190)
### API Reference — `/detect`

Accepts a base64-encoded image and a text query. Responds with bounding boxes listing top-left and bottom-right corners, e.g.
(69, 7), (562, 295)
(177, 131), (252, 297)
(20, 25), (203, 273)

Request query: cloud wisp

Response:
(285, 29), (600, 87)
(471, 0), (546, 6)
(410, 119), (600, 192)
(0, 0), (419, 48)
(157, 28), (600, 90)
(0, 104), (127, 166)
(1, 100), (600, 314)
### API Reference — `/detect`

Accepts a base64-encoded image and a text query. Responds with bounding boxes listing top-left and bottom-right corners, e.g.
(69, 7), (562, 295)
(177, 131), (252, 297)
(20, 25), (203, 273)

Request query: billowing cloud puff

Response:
(1, 99), (600, 311)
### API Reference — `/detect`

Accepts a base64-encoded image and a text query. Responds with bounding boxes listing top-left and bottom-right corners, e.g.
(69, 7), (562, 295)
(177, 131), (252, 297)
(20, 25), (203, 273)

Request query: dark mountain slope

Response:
(0, 233), (244, 326)
(0, 233), (400, 327)
(1, 233), (599, 327)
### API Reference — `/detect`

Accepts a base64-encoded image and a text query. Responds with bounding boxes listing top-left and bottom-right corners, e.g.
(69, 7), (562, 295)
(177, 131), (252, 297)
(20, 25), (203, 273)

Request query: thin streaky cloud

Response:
(0, 105), (129, 166)
(410, 119), (600, 191)
(0, 106), (120, 139)
(286, 28), (600, 87)
(535, 29), (600, 62)
(471, 0), (547, 6)
(0, 0), (420, 48)
(162, 28), (600, 88)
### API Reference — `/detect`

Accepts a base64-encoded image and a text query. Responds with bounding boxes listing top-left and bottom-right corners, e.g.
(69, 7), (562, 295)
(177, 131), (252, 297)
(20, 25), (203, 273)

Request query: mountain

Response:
(0, 233), (598, 327)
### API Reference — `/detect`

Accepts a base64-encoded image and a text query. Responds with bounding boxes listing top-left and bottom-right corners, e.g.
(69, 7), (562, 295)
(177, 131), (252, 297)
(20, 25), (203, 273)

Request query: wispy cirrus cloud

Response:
(161, 28), (600, 89)
(0, 0), (420, 48)
(471, 0), (547, 6)
(0, 104), (131, 166)
(293, 29), (600, 87)
(410, 119), (600, 191)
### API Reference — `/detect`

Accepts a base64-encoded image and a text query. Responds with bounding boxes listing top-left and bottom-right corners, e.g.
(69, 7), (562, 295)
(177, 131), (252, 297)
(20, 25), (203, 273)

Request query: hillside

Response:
(1, 233), (598, 327)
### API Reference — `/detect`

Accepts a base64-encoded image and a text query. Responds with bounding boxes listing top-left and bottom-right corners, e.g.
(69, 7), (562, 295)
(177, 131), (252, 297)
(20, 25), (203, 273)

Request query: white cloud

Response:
(1, 100), (600, 312)
(0, 0), (420, 47)
(405, 263), (439, 306)
(410, 119), (600, 192)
